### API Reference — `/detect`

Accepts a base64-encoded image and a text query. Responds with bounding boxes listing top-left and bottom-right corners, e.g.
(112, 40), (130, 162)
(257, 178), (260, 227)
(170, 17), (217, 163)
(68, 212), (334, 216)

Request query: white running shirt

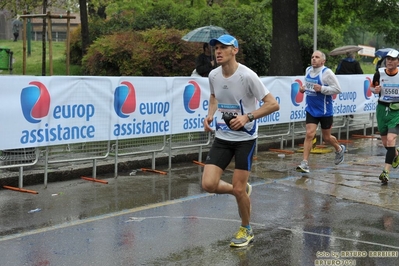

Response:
(377, 67), (399, 103)
(208, 63), (269, 141)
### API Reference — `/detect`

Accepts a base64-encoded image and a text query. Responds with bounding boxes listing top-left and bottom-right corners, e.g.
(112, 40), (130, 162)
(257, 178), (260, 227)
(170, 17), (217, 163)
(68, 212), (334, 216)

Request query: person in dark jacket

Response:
(195, 43), (216, 77)
(12, 17), (22, 42)
(335, 52), (363, 74)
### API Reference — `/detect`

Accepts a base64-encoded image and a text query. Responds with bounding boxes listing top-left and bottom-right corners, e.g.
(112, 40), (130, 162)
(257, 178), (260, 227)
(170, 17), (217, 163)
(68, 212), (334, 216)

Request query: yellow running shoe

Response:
(230, 226), (254, 247)
(392, 148), (399, 168)
(379, 170), (389, 185)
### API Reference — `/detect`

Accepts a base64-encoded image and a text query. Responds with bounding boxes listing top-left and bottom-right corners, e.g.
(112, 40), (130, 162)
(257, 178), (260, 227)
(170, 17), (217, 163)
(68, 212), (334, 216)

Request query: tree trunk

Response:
(79, 0), (90, 56)
(268, 0), (303, 76)
(41, 0), (47, 76)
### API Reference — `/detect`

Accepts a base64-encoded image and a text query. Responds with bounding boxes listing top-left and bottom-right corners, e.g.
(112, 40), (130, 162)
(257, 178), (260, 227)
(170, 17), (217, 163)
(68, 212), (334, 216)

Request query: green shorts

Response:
(376, 103), (399, 135)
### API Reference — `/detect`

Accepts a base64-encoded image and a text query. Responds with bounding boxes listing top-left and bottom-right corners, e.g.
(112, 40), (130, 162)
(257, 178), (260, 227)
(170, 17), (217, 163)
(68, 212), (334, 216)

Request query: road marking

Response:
(0, 183), (272, 242)
(1, 179), (396, 256)
(0, 193), (213, 242)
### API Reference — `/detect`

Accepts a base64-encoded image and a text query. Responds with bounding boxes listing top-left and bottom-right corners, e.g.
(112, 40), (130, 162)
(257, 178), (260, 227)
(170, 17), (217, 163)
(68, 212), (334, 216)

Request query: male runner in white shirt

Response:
(202, 34), (279, 247)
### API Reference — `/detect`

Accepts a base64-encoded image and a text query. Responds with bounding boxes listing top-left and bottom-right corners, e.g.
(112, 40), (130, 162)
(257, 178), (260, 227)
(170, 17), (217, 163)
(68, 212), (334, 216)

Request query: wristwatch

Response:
(247, 113), (255, 122)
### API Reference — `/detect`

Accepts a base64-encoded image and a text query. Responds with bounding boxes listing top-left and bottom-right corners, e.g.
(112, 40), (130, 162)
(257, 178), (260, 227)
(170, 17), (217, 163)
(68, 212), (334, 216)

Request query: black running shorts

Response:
(205, 138), (256, 171)
(306, 112), (333, 130)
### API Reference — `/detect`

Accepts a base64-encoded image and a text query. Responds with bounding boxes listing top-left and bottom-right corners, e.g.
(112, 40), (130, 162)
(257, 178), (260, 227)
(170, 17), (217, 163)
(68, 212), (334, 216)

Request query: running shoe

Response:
(379, 170), (389, 185)
(392, 147), (399, 168)
(296, 160), (309, 173)
(230, 226), (254, 247)
(334, 144), (346, 165)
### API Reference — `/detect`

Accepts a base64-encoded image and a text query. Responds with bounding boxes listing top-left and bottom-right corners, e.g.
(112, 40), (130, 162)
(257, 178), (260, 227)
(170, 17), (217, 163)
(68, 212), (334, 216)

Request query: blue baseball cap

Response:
(209, 34), (239, 48)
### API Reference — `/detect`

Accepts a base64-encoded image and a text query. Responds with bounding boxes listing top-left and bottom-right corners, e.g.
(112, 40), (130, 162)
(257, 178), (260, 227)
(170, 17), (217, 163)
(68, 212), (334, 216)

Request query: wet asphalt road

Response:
(0, 138), (399, 265)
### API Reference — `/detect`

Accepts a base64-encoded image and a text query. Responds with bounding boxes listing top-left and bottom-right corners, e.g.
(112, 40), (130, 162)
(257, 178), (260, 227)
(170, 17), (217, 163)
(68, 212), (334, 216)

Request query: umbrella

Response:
(375, 48), (395, 58)
(329, 45), (362, 56)
(181, 25), (229, 43)
(182, 25), (229, 63)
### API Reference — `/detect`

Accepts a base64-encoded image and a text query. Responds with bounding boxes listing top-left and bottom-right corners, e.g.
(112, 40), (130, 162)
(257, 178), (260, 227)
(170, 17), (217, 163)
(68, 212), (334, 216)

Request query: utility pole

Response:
(313, 0), (317, 51)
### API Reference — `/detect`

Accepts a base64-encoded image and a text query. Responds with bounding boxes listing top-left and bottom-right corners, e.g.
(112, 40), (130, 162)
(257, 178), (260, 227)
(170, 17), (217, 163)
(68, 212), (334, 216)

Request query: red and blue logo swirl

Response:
(364, 77), (373, 100)
(20, 81), (50, 123)
(114, 81), (136, 118)
(183, 81), (201, 114)
(290, 79), (304, 107)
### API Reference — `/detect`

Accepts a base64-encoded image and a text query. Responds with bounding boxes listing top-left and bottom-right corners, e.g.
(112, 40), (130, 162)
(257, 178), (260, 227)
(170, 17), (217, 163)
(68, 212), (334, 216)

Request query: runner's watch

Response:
(247, 113), (255, 122)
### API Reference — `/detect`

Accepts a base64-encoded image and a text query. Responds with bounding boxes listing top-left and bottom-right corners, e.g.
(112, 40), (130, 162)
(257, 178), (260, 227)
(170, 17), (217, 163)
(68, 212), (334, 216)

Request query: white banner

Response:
(0, 74), (377, 149)
(111, 77), (170, 139)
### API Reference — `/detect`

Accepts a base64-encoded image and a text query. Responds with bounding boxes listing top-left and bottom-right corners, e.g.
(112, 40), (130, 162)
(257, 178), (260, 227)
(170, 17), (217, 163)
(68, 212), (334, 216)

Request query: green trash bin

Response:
(0, 48), (11, 70)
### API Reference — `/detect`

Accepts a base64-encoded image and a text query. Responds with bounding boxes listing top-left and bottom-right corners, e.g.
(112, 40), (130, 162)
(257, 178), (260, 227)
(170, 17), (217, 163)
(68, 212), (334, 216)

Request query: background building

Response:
(0, 8), (80, 42)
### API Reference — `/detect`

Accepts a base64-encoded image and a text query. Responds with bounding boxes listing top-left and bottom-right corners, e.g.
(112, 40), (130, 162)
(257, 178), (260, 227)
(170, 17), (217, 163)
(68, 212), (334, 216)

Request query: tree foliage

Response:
(209, 3), (272, 74)
(82, 28), (201, 76)
(78, 0), (271, 76)
(6, 0), (399, 76)
(317, 0), (399, 46)
(358, 0), (399, 45)
(298, 23), (342, 70)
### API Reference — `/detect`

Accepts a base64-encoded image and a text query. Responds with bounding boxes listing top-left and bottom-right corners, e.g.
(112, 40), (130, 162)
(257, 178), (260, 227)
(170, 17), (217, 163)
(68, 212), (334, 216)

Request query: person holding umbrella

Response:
(201, 34), (279, 247)
(370, 49), (399, 185)
(335, 51), (363, 75)
(195, 43), (216, 77)
(182, 25), (228, 77)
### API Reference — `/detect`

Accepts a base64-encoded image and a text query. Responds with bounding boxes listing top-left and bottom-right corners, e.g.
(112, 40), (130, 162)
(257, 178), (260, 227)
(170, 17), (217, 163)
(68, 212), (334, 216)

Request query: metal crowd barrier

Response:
(0, 148), (40, 191)
(0, 116), (377, 190)
(257, 123), (291, 152)
(43, 141), (111, 187)
(346, 113), (377, 137)
(331, 115), (347, 141)
(167, 132), (212, 169)
(112, 136), (167, 176)
(290, 121), (310, 149)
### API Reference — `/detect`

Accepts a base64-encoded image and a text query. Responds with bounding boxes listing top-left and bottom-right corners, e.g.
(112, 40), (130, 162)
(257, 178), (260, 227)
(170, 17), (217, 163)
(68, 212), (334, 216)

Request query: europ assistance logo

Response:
(183, 80), (201, 113)
(290, 79), (304, 106)
(20, 81), (51, 123)
(364, 77), (373, 100)
(114, 81), (136, 118)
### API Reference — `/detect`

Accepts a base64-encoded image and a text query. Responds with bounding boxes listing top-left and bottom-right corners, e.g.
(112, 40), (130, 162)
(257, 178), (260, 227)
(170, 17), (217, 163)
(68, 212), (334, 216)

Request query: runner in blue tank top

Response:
(296, 50), (346, 173)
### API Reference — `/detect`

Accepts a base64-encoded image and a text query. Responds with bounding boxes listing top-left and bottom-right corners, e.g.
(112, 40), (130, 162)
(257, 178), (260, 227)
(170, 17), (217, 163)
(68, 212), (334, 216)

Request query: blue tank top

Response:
(304, 66), (334, 117)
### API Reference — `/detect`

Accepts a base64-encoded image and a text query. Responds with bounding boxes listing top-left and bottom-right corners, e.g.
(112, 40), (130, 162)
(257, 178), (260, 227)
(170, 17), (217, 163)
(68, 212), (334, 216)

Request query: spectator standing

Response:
(335, 52), (363, 75)
(195, 43), (216, 77)
(12, 16), (22, 42)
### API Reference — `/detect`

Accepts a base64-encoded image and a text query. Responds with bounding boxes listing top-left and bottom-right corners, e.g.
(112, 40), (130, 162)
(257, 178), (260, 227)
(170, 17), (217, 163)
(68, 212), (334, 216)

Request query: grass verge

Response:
(0, 40), (82, 76)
